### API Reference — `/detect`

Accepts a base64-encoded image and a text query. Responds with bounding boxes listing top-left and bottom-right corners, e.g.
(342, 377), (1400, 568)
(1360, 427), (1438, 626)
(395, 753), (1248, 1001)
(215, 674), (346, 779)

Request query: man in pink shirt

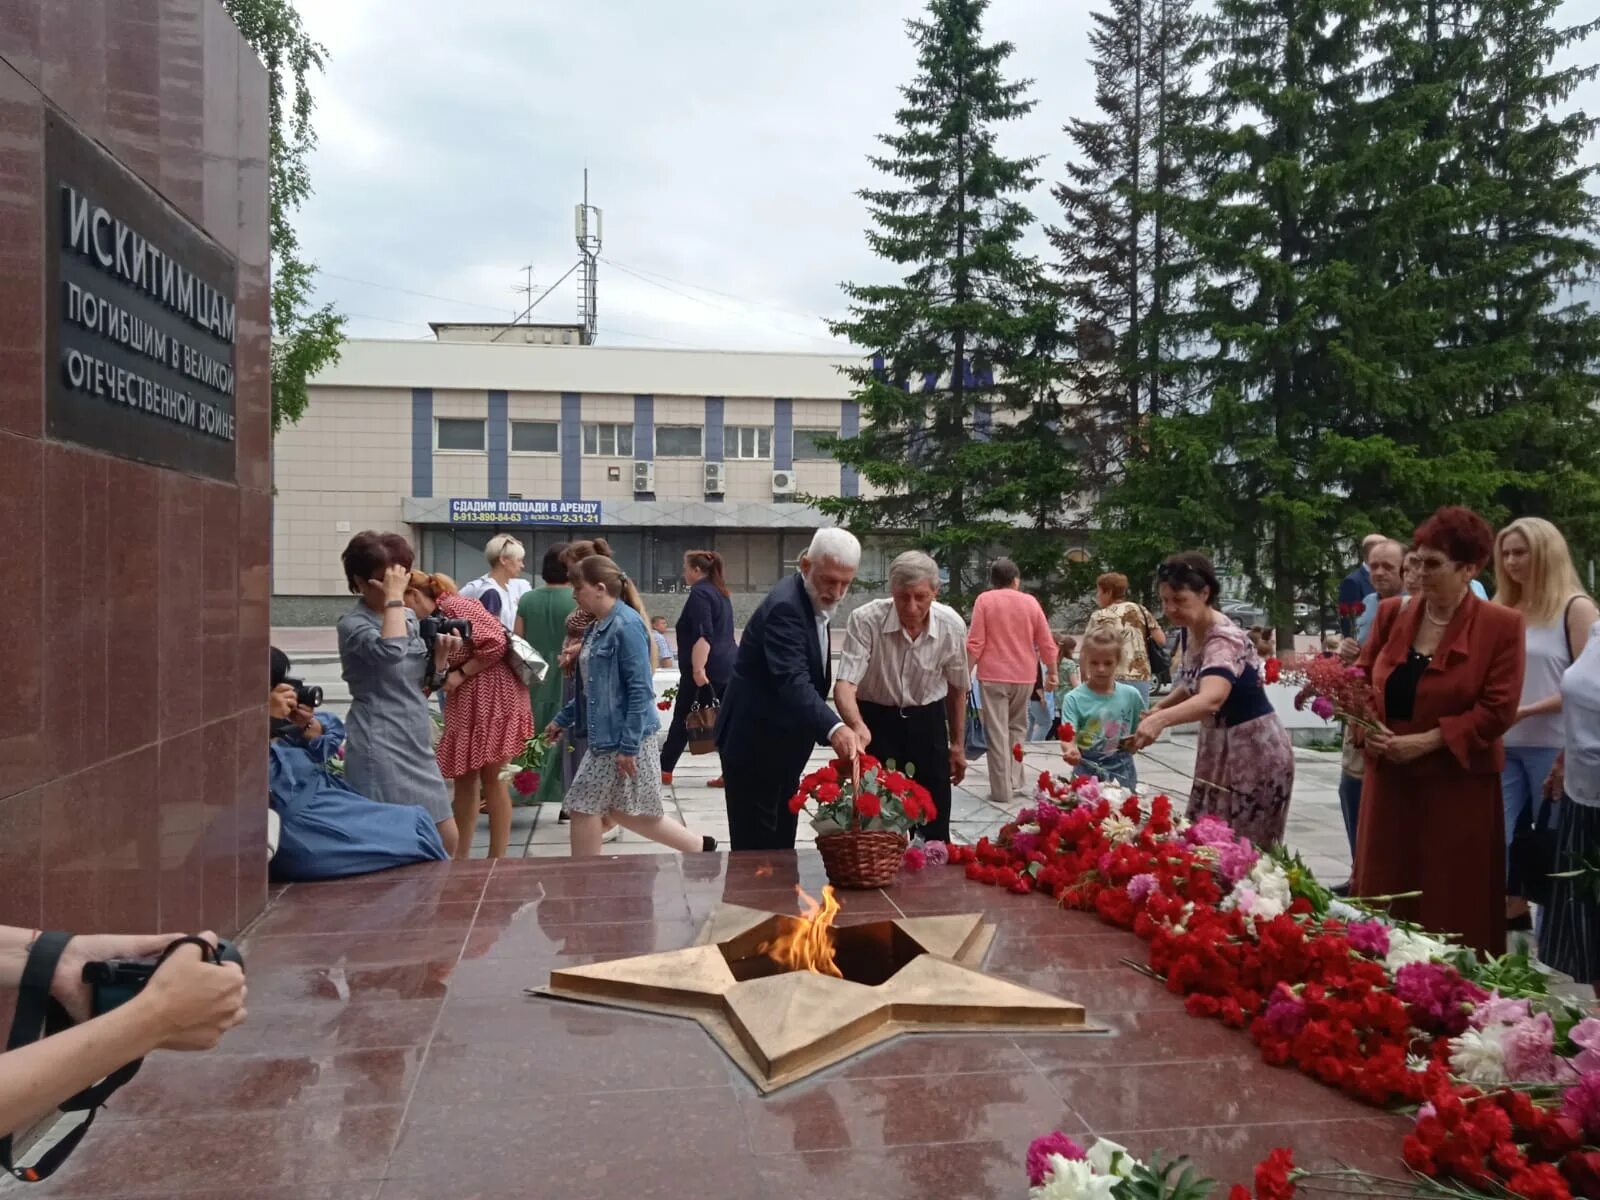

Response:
(967, 558), (1059, 803)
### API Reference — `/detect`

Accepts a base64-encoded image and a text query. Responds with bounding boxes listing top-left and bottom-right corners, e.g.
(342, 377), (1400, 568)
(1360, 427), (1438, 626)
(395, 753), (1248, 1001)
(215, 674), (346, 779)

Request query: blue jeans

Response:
(1026, 698), (1055, 742)
(1338, 772), (1363, 868)
(1077, 749), (1137, 791)
(1128, 680), (1152, 706)
(1504, 744), (1562, 893)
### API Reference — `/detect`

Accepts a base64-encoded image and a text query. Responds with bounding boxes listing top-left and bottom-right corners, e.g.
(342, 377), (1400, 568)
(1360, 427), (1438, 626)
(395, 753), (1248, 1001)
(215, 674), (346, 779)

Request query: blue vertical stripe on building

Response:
(840, 399), (860, 498)
(561, 392), (582, 501)
(634, 394), (654, 460)
(487, 390), (508, 498)
(411, 387), (433, 499)
(705, 396), (725, 462)
(774, 397), (794, 470)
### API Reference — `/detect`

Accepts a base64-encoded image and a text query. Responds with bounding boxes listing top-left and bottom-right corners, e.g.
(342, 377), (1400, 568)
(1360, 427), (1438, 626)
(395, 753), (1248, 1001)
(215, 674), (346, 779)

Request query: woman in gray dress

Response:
(337, 531), (461, 855)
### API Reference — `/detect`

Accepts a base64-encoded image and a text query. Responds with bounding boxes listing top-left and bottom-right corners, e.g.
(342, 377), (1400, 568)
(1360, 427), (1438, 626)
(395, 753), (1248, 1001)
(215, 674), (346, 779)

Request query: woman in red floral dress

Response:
(405, 570), (532, 859)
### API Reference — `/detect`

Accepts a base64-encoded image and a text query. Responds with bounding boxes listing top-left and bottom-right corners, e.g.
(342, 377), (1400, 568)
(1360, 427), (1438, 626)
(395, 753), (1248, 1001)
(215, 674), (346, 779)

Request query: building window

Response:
(727, 426), (772, 460)
(436, 417), (486, 452)
(793, 429), (837, 461)
(510, 420), (559, 454)
(656, 426), (704, 458)
(583, 422), (634, 457)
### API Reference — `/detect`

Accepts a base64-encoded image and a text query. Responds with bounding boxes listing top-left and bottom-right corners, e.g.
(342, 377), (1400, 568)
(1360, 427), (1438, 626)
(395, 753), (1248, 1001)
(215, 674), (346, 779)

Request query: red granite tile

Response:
(0, 62), (43, 439)
(249, 899), (485, 939)
(235, 710), (269, 929)
(992, 966), (1186, 1015)
(42, 444), (109, 775)
(200, 481), (240, 720)
(0, 431), (44, 796)
(378, 1149), (771, 1200)
(416, 1010), (735, 1103)
(158, 470), (206, 738)
(198, 0), (238, 255)
(0, 0), (42, 86)
(158, 725), (209, 932)
(237, 488), (271, 703)
(40, 0), (107, 147)
(825, 1033), (1034, 1081)
(42, 747), (161, 933)
(241, 960), (459, 1008)
(1011, 1009), (1257, 1070)
(481, 857), (683, 900)
(103, 0), (162, 184)
(104, 459), (161, 759)
(1045, 1058), (1376, 1133)
(105, 1047), (427, 1121)
(270, 873), (490, 909)
(755, 1139), (1020, 1200)
(987, 932), (1150, 973)
(211, 998), (445, 1058)
(233, 263), (270, 491)
(156, 0), (204, 226)
(28, 1104), (403, 1196)
(461, 916), (699, 963)
(740, 1069), (1083, 1155)
(237, 37), (268, 271)
(241, 927), (471, 970)
(384, 1090), (748, 1190)
(0, 785), (43, 928)
(1101, 1117), (1410, 1189)
(200, 713), (240, 934)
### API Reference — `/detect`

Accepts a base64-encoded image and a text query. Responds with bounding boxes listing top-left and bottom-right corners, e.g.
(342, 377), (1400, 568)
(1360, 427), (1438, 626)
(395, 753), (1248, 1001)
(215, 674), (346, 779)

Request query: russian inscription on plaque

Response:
(45, 113), (239, 481)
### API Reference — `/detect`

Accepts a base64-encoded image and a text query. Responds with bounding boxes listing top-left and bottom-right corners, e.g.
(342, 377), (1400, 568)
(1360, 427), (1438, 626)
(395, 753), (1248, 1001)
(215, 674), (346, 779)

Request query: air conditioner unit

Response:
(771, 469), (797, 496)
(632, 461), (655, 492)
(704, 462), (726, 495)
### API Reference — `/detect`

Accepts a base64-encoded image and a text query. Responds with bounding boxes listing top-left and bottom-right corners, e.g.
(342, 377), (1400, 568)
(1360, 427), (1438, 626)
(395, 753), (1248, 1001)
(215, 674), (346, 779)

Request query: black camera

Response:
(419, 616), (472, 643)
(81, 939), (245, 1016)
(282, 675), (322, 709)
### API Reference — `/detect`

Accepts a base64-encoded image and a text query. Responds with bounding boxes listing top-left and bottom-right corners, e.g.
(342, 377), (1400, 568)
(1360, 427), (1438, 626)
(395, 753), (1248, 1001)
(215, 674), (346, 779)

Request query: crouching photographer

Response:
(0, 926), (246, 1179)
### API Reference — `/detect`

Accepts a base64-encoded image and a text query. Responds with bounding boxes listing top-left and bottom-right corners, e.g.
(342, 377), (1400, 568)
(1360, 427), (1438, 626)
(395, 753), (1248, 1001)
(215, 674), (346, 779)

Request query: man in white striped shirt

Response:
(834, 551), (970, 842)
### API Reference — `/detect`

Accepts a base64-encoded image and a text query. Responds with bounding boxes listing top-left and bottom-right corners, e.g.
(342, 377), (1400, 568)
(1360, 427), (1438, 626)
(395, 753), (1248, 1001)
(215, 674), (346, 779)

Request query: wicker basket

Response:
(815, 830), (907, 889)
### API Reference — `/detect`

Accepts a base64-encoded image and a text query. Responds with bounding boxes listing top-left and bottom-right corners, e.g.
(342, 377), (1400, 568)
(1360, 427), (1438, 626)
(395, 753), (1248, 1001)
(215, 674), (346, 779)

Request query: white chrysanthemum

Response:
(1029, 1157), (1120, 1200)
(1102, 814), (1138, 844)
(1384, 927), (1452, 973)
(1449, 1027), (1509, 1085)
(1406, 1053), (1430, 1074)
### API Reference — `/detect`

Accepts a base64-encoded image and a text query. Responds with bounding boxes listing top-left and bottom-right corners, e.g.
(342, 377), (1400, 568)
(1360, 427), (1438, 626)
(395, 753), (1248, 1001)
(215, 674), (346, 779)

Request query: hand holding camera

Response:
(135, 940), (248, 1051)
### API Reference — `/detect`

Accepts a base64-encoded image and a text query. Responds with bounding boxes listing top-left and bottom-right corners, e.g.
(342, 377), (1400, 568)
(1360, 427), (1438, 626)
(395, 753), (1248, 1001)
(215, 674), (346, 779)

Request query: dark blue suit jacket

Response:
(715, 573), (839, 765)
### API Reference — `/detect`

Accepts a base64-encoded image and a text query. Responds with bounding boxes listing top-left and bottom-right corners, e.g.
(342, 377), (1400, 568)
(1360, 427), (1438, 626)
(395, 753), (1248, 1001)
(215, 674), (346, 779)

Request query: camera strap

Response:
(1, 932), (145, 1183)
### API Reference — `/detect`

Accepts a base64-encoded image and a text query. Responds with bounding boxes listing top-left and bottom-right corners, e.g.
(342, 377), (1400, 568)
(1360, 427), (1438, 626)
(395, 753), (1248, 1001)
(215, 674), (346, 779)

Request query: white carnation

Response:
(1102, 814), (1138, 844)
(1384, 927), (1452, 973)
(1449, 1027), (1508, 1085)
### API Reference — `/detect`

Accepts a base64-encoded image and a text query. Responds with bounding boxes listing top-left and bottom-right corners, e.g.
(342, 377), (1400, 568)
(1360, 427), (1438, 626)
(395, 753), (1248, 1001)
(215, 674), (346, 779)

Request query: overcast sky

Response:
(294, 0), (1600, 355)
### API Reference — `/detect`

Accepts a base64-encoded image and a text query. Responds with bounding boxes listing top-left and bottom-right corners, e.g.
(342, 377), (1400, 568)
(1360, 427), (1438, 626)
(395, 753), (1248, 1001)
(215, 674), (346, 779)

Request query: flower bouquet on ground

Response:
(1288, 656), (1379, 731)
(788, 754), (936, 889)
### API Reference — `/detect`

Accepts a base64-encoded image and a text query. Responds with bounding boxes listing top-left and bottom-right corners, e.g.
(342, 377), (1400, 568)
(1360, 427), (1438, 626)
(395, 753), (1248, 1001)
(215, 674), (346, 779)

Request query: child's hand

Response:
(1062, 744), (1082, 766)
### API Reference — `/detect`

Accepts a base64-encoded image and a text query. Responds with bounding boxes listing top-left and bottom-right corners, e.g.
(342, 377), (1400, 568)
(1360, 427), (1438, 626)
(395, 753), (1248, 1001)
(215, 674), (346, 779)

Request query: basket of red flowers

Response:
(787, 753), (937, 888)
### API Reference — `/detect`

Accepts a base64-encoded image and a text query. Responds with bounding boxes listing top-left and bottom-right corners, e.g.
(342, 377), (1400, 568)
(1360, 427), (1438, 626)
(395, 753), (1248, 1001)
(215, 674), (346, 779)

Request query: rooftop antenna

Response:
(512, 264), (537, 324)
(575, 168), (601, 345)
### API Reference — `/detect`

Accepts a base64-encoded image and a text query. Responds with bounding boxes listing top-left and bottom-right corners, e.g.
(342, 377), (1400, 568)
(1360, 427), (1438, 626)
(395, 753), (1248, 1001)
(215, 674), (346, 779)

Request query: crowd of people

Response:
(261, 509), (1600, 976)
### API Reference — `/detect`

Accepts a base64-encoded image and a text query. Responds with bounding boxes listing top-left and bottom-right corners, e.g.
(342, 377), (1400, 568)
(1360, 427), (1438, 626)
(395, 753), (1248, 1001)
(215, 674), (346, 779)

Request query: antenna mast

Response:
(574, 169), (601, 345)
(512, 264), (536, 324)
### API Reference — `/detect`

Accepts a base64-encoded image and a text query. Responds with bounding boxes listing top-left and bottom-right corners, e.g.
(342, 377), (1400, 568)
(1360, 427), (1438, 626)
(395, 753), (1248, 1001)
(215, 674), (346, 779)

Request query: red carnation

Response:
(1253, 1148), (1296, 1200)
(1012, 742), (1024, 763)
(856, 791), (882, 820)
(816, 782), (841, 804)
(787, 791), (807, 814)
(1057, 721), (1076, 744)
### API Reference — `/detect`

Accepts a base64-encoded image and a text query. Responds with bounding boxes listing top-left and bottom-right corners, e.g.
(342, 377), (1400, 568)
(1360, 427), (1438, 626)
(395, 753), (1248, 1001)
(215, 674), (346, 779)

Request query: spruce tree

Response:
(817, 0), (1076, 610)
(1096, 0), (1374, 636)
(1050, 0), (1199, 476)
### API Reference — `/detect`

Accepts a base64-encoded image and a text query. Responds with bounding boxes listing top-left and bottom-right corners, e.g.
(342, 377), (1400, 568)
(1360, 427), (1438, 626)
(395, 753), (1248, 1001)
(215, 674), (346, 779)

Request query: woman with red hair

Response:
(1354, 506), (1526, 954)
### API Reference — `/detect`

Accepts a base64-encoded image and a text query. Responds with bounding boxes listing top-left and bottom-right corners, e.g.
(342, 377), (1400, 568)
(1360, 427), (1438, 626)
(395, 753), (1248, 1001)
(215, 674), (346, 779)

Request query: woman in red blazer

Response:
(1353, 507), (1526, 955)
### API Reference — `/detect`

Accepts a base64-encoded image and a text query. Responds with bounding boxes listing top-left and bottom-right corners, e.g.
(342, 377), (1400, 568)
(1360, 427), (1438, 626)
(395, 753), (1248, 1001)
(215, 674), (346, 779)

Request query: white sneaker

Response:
(602, 824), (623, 843)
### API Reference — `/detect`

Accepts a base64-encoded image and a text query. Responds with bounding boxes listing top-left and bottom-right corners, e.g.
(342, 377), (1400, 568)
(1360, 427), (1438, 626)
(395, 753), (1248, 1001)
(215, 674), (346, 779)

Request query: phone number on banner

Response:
(448, 499), (602, 525)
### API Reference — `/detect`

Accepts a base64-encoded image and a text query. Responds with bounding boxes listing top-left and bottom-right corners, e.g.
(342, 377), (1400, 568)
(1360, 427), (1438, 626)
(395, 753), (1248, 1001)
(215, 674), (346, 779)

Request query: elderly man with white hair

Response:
(716, 528), (868, 851)
(833, 550), (969, 843)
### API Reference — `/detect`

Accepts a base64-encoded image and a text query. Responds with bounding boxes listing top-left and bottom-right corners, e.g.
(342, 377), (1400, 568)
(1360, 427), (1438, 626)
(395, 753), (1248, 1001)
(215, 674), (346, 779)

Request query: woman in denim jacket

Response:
(545, 555), (716, 857)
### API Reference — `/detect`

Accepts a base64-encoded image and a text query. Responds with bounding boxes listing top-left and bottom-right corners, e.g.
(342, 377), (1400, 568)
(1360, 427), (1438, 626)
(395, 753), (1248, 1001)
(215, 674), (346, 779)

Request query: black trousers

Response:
(858, 699), (951, 843)
(723, 743), (807, 851)
(660, 679), (726, 774)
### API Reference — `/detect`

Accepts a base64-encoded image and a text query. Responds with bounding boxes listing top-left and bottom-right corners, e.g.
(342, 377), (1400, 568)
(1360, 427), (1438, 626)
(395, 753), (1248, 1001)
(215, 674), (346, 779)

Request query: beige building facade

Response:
(271, 328), (912, 613)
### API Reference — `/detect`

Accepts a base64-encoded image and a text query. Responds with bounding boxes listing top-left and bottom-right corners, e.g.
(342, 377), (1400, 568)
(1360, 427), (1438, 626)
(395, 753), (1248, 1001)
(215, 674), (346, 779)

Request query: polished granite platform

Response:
(21, 852), (1408, 1199)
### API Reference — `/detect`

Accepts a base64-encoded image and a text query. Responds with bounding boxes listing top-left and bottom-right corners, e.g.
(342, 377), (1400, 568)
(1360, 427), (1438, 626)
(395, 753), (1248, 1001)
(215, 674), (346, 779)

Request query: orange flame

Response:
(760, 885), (842, 977)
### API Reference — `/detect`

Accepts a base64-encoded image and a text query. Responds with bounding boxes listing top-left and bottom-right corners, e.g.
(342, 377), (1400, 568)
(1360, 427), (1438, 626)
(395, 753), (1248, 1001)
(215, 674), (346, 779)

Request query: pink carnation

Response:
(902, 846), (928, 872)
(1017, 807), (1039, 825)
(1564, 1073), (1600, 1141)
(1263, 983), (1308, 1039)
(922, 840), (950, 867)
(1310, 695), (1336, 720)
(1394, 962), (1488, 1037)
(1075, 777), (1102, 804)
(1026, 1131), (1087, 1186)
(1570, 1018), (1600, 1077)
(1217, 838), (1260, 884)
(1185, 816), (1237, 849)
(1126, 873), (1159, 904)
(1346, 920), (1390, 959)
(1011, 832), (1040, 858)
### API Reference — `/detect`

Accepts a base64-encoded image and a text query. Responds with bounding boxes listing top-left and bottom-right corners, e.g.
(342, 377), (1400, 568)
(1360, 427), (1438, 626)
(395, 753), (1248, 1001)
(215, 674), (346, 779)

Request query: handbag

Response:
(1143, 607), (1171, 682)
(503, 633), (549, 689)
(964, 677), (988, 760)
(686, 685), (719, 755)
(1510, 796), (1560, 908)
